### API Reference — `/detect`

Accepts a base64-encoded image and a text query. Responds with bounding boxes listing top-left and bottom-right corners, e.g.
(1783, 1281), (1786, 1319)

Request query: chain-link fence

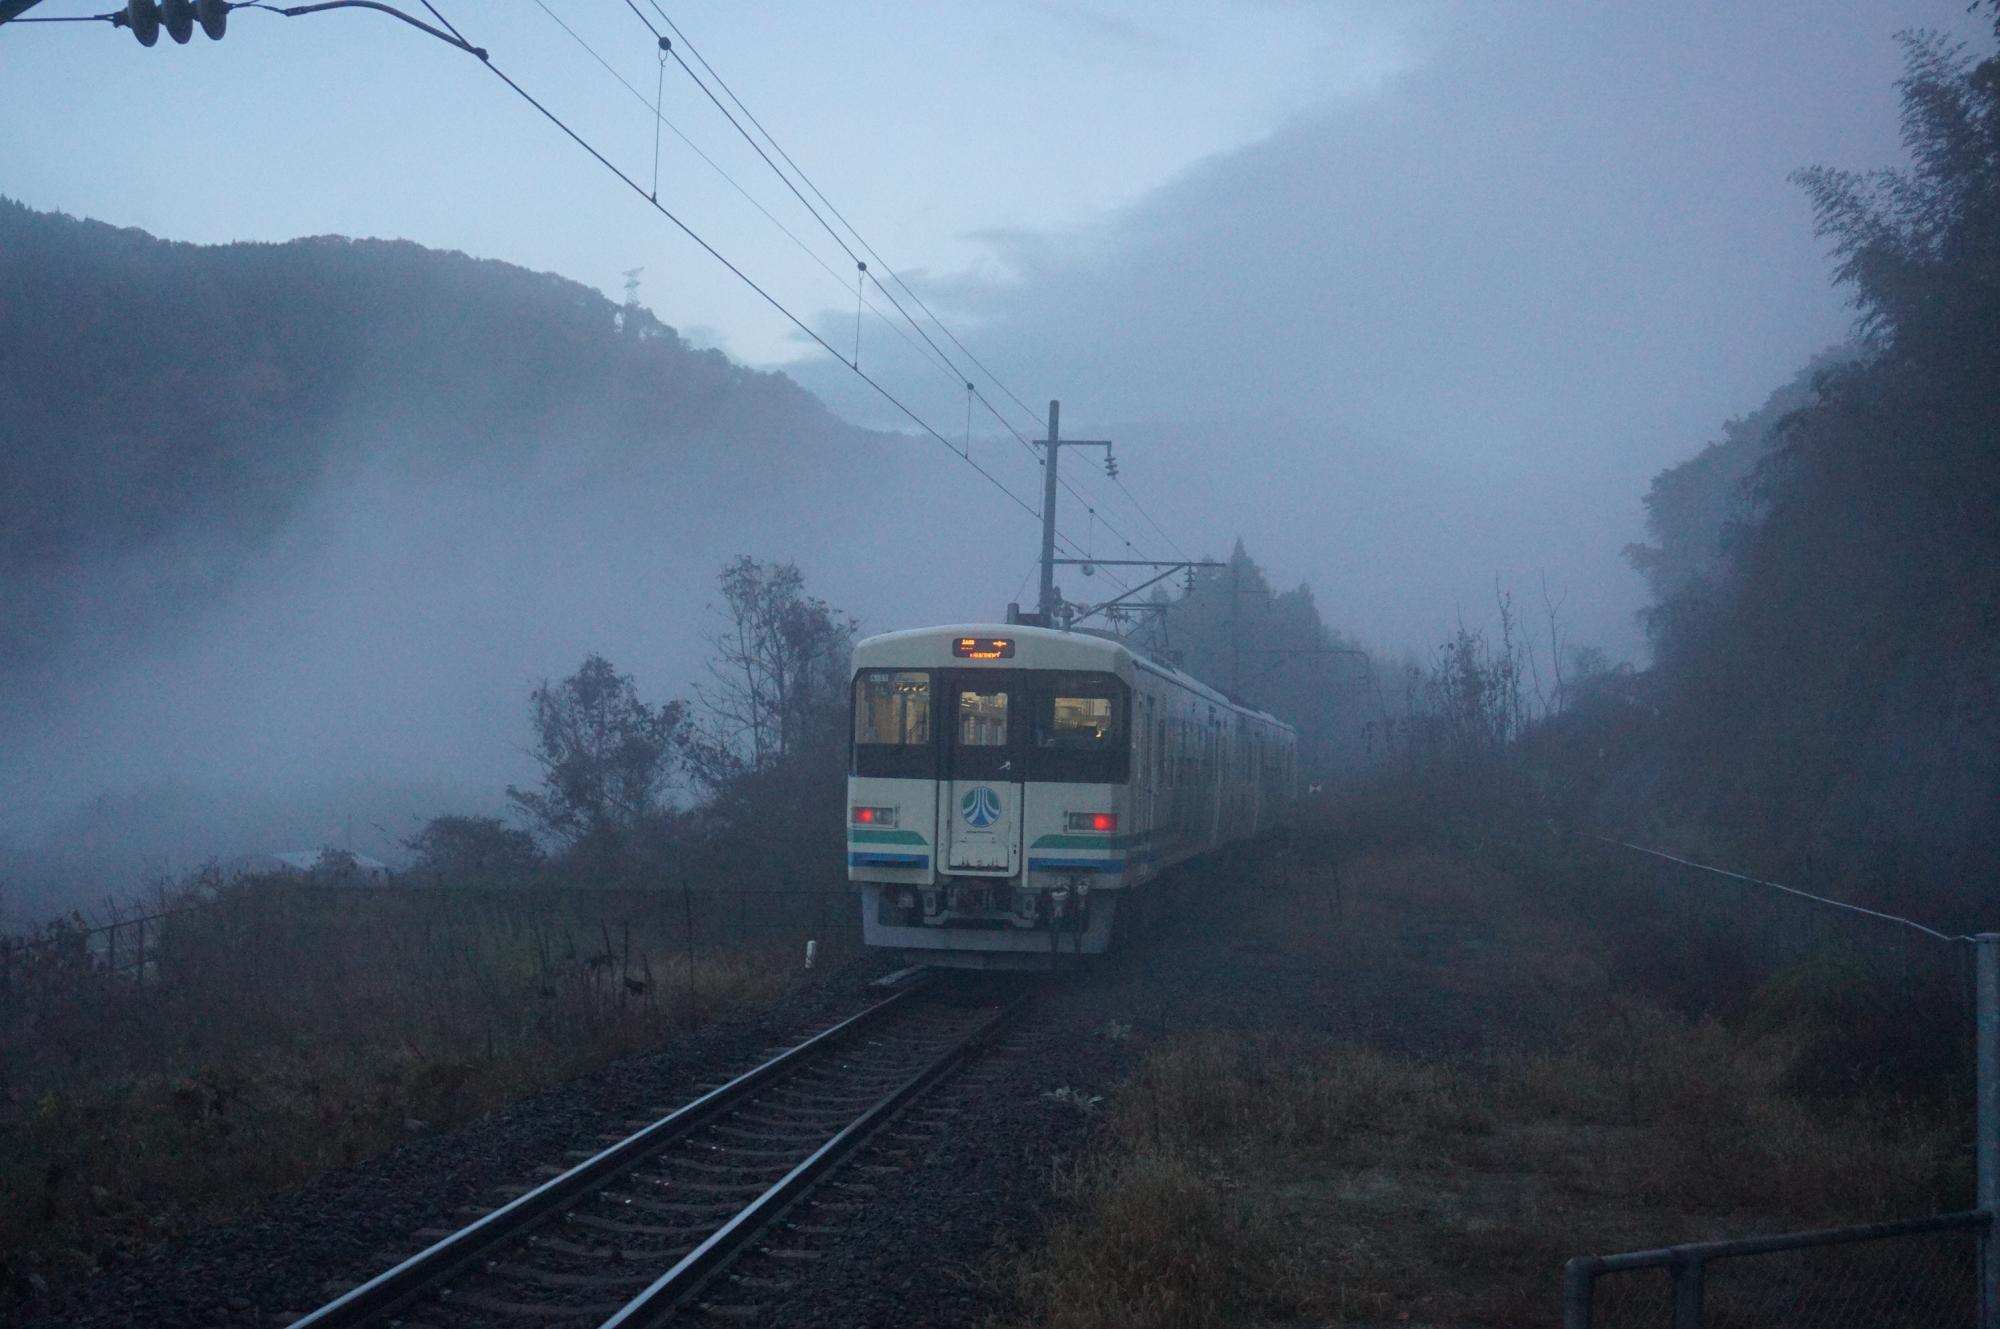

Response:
(0, 878), (857, 1027)
(1566, 1210), (1987, 1329)
(1561, 834), (1996, 1326)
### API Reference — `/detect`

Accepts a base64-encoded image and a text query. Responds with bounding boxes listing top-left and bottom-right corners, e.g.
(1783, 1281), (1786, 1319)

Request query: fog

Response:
(0, 374), (1061, 920)
(790, 0), (1991, 659)
(1, 0), (1988, 923)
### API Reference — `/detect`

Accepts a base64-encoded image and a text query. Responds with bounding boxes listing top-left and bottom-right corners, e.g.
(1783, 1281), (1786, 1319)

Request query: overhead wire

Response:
(638, 0), (1048, 437)
(625, 2), (1078, 472)
(610, 0), (1159, 598)
(30, 0), (1158, 609)
(2, 9), (119, 21)
(614, 2), (1188, 599)
(484, 2), (1134, 587)
(523, 0), (972, 394)
(540, 6), (1088, 571)
(352, 3), (1060, 530)
(1113, 472), (1192, 562)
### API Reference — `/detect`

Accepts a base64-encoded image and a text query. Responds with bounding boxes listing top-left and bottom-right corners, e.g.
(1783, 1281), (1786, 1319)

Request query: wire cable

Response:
(1113, 472), (1192, 561)
(618, 6), (1174, 571)
(630, 0), (1058, 457)
(3, 9), (118, 22)
(1574, 833), (1969, 944)
(297, 2), (1058, 530)
(639, 0), (1048, 436)
(524, 0), (975, 393)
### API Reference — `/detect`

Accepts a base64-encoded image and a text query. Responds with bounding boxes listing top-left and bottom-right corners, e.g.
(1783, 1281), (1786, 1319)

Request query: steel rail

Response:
(599, 992), (1028, 1327)
(288, 981), (929, 1328)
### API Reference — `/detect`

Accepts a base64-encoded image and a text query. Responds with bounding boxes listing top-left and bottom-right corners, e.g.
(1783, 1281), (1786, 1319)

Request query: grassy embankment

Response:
(0, 875), (852, 1314)
(1006, 788), (1969, 1326)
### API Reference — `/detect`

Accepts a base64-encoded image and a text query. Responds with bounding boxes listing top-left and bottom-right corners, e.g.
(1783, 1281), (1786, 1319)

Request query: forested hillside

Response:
(0, 198), (858, 679)
(1122, 543), (1375, 780)
(1622, 27), (2000, 896)
(0, 200), (944, 920)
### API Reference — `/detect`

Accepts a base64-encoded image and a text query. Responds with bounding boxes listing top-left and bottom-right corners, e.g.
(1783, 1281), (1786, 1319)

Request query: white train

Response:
(847, 624), (1296, 968)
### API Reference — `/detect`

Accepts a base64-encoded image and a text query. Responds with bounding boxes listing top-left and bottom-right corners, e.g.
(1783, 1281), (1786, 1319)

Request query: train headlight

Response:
(851, 806), (897, 827)
(1065, 811), (1117, 833)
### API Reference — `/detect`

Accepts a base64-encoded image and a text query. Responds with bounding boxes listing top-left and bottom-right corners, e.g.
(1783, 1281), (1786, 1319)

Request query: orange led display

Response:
(952, 636), (1015, 660)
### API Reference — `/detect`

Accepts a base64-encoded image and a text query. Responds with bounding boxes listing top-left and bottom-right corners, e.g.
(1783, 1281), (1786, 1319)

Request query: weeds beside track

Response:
(0, 876), (856, 1320)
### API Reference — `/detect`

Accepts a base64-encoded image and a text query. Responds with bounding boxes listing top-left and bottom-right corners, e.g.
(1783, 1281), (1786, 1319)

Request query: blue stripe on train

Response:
(1028, 857), (1128, 872)
(849, 851), (930, 868)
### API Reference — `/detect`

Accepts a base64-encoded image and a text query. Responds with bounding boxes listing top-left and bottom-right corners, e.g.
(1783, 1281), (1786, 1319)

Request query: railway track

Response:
(289, 979), (1023, 1328)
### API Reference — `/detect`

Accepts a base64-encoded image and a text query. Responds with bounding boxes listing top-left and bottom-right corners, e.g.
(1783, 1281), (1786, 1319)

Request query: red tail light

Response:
(852, 806), (896, 827)
(854, 807), (874, 824)
(1066, 811), (1117, 832)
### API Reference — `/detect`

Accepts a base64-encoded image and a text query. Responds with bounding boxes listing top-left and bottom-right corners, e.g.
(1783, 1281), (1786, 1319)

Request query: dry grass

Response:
(1003, 836), (1960, 1328)
(0, 877), (848, 1313)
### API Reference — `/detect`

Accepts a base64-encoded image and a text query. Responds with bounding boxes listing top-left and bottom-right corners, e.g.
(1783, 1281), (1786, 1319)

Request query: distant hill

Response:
(0, 197), (869, 680)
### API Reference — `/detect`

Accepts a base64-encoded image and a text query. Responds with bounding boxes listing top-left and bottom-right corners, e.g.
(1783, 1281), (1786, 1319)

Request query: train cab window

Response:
(957, 689), (1010, 746)
(852, 670), (936, 779)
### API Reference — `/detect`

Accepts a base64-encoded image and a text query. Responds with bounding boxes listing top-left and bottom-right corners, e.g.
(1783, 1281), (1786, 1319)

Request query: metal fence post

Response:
(1672, 1255), (1704, 1329)
(1561, 1257), (1597, 1329)
(1977, 933), (2000, 1329)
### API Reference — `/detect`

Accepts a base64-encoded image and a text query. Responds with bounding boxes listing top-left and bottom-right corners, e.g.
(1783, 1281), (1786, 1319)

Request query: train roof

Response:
(851, 623), (1291, 732)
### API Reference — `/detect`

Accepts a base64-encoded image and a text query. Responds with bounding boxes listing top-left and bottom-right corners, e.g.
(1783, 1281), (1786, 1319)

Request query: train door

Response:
(939, 671), (1022, 876)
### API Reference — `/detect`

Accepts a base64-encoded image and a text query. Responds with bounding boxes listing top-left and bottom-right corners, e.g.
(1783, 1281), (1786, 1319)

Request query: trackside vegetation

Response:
(1001, 799), (1963, 1327)
(0, 873), (849, 1318)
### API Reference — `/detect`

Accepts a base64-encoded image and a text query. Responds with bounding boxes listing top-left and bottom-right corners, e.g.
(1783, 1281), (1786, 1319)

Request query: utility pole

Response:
(1230, 557), (1242, 697)
(1038, 400), (1061, 621)
(1033, 399), (1114, 625)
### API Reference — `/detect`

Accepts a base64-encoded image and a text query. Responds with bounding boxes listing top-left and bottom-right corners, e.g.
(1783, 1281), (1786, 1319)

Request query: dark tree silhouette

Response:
(507, 655), (686, 848)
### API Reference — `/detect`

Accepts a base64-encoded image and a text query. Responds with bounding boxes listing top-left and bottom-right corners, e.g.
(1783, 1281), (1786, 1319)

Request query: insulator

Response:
(195, 0), (226, 39)
(161, 0), (194, 43)
(125, 0), (160, 45)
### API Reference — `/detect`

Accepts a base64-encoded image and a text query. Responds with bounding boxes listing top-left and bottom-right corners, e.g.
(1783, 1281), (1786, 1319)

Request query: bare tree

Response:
(694, 557), (856, 780)
(506, 655), (686, 846)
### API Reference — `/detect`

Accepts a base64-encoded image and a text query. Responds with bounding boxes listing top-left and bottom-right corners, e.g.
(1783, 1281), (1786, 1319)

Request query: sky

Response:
(1, 0), (1992, 902)
(4, 1), (1984, 662)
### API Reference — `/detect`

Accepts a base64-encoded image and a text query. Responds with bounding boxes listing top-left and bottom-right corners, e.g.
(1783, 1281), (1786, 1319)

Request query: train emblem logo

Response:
(960, 786), (1002, 829)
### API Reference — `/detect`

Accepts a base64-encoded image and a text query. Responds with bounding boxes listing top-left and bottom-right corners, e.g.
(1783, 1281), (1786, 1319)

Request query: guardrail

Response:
(1564, 1210), (1987, 1329)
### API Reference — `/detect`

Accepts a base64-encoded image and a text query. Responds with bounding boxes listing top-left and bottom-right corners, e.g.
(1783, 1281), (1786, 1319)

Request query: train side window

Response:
(1025, 671), (1129, 783)
(957, 689), (1010, 746)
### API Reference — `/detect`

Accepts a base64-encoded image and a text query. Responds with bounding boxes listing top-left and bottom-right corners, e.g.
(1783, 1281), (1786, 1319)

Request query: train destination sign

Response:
(953, 636), (1015, 659)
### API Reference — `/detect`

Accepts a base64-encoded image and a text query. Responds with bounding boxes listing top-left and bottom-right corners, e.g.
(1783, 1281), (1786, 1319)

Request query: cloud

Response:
(785, 1), (1983, 662)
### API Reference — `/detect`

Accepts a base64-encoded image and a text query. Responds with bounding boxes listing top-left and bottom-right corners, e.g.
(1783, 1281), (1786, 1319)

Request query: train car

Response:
(847, 624), (1296, 968)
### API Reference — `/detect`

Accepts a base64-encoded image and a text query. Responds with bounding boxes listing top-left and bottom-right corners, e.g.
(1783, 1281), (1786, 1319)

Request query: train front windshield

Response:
(853, 670), (934, 778)
(852, 668), (1128, 783)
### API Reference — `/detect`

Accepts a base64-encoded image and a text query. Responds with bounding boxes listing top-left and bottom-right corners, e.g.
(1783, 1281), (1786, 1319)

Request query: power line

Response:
(2, 9), (115, 21)
(304, 3), (1059, 532)
(1575, 833), (1969, 945)
(445, 6), (1125, 576)
(620, 5), (1185, 581)
(589, 0), (1077, 521)
(43, 0), (1140, 590)
(633, 2), (1049, 436)
(1113, 472), (1192, 561)
(545, 10), (1117, 577)
(523, 0), (972, 393)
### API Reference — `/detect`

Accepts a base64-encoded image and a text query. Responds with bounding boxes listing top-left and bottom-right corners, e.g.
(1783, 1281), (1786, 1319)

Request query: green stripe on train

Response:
(849, 828), (928, 845)
(1029, 829), (1156, 851)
